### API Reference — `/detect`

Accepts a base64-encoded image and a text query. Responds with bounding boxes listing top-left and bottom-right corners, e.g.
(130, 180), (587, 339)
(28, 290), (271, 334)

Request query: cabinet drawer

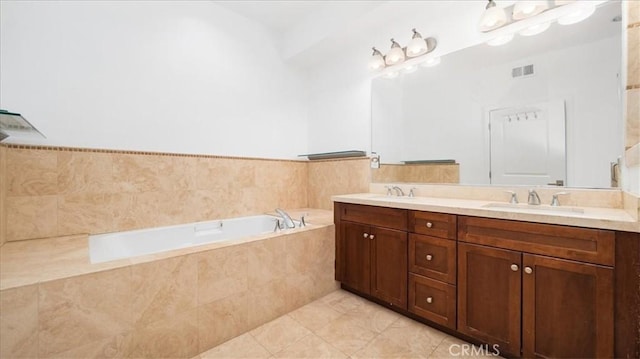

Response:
(409, 211), (456, 239)
(409, 234), (456, 284)
(409, 274), (456, 330)
(458, 216), (615, 266)
(338, 203), (407, 231)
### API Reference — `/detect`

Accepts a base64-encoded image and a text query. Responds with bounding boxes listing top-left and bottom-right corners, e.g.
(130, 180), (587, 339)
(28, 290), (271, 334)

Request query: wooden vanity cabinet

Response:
(335, 203), (408, 309)
(407, 211), (457, 329)
(458, 216), (615, 358)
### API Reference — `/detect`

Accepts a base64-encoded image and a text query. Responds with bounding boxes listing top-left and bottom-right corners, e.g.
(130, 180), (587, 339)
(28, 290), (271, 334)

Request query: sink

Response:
(370, 195), (417, 201)
(482, 202), (585, 214)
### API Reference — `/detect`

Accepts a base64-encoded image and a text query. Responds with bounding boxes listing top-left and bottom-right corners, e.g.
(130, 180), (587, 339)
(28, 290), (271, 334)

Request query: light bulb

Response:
(557, 3), (596, 25)
(385, 39), (405, 65)
(420, 57), (441, 67)
(487, 33), (514, 46)
(519, 22), (551, 36)
(513, 1), (549, 20)
(478, 0), (507, 32)
(369, 47), (385, 71)
(406, 29), (428, 57)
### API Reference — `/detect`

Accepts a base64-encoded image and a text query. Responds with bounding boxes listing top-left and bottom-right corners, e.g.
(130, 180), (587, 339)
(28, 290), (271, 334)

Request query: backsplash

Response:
(371, 163), (459, 184)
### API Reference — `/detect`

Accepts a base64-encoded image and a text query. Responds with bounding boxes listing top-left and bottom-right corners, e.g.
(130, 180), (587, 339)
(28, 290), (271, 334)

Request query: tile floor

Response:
(194, 290), (503, 359)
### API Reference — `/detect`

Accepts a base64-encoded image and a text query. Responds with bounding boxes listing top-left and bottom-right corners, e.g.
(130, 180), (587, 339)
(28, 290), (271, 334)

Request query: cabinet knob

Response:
(363, 233), (369, 238)
(426, 254), (433, 261)
(524, 266), (533, 274)
(426, 222), (433, 228)
(510, 264), (519, 272)
(369, 234), (375, 240)
(426, 297), (433, 304)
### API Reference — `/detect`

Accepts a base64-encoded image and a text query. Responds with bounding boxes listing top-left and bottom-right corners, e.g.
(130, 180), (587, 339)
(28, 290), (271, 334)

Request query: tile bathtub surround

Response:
(197, 290), (502, 359)
(0, 225), (339, 358)
(2, 145), (308, 241)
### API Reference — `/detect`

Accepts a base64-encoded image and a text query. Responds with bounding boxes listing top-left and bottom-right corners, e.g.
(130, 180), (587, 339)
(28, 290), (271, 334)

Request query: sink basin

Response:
(482, 202), (585, 214)
(370, 195), (416, 201)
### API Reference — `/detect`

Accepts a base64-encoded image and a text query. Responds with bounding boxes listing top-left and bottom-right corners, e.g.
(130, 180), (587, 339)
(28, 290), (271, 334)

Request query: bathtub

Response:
(89, 214), (296, 263)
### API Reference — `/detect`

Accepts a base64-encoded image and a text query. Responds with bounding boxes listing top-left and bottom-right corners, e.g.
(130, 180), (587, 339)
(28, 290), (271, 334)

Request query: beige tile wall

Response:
(0, 226), (338, 358)
(307, 158), (370, 210)
(2, 145), (310, 242)
(371, 163), (460, 184)
(0, 145), (6, 247)
(626, 2), (640, 169)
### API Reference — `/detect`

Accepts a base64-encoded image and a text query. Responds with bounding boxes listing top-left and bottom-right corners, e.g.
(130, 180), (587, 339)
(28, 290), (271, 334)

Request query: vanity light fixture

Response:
(385, 39), (405, 66)
(369, 28), (437, 73)
(369, 47), (386, 70)
(478, 0), (507, 32)
(513, 1), (549, 20)
(479, 0), (603, 46)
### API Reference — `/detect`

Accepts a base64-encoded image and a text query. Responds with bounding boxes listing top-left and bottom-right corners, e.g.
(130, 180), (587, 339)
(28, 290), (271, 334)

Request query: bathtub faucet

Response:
(275, 208), (296, 229)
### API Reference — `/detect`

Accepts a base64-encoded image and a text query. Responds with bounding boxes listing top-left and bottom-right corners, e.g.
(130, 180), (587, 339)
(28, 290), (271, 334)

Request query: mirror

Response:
(371, 1), (623, 188)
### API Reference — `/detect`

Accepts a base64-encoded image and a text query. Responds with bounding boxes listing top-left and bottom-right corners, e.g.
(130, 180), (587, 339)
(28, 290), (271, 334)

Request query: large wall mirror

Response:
(371, 1), (623, 189)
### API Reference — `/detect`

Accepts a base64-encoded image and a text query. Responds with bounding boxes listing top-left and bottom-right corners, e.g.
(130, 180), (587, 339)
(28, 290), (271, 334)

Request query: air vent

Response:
(512, 64), (534, 78)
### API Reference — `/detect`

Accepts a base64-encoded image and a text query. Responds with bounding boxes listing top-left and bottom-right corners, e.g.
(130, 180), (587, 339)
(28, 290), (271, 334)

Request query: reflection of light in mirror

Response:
(487, 33), (514, 46)
(383, 71), (399, 79)
(519, 22), (551, 36)
(558, 3), (596, 25)
(385, 39), (405, 65)
(420, 57), (441, 67)
(402, 64), (418, 74)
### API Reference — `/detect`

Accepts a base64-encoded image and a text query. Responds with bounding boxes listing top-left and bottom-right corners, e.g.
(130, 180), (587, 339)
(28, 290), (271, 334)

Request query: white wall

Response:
(0, 1), (307, 159)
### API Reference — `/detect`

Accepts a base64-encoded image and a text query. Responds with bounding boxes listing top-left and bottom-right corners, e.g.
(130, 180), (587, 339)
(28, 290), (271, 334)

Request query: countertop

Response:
(332, 193), (640, 233)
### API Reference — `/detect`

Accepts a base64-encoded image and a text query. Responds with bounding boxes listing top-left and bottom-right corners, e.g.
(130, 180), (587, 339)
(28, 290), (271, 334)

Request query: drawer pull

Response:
(363, 233), (369, 238)
(426, 222), (433, 228)
(426, 254), (433, 261)
(510, 264), (519, 272)
(426, 297), (433, 304)
(369, 235), (375, 240)
(524, 266), (533, 274)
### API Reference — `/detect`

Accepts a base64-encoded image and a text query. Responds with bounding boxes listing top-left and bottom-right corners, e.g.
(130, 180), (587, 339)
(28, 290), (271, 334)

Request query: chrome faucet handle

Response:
(505, 190), (518, 204)
(409, 187), (417, 197)
(274, 219), (281, 232)
(299, 214), (307, 227)
(550, 192), (569, 206)
(384, 186), (393, 196)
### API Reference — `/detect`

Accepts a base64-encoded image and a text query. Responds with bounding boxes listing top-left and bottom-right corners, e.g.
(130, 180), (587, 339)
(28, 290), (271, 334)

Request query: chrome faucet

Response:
(505, 190), (518, 204)
(550, 192), (568, 206)
(391, 186), (405, 197)
(275, 208), (296, 229)
(527, 189), (541, 205)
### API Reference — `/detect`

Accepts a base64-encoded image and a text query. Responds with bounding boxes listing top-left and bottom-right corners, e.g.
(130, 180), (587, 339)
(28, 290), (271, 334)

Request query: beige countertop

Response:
(332, 193), (640, 233)
(0, 208), (333, 291)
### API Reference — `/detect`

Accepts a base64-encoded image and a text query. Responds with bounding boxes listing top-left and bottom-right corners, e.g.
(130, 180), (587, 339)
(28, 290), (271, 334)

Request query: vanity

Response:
(332, 192), (639, 358)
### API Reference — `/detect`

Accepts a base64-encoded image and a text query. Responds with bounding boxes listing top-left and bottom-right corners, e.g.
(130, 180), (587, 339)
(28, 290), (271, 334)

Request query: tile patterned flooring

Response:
(194, 290), (502, 359)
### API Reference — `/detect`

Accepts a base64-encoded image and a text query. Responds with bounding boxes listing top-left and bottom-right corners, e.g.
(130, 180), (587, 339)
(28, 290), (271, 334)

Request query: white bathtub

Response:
(89, 215), (295, 263)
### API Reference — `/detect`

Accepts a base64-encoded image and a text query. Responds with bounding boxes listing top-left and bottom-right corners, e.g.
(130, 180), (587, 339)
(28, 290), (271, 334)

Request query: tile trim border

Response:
(0, 143), (370, 164)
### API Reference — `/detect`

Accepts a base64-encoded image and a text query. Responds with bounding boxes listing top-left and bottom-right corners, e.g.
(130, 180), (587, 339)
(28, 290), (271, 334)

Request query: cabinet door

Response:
(338, 222), (371, 294)
(371, 227), (408, 309)
(522, 254), (614, 358)
(458, 243), (521, 357)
